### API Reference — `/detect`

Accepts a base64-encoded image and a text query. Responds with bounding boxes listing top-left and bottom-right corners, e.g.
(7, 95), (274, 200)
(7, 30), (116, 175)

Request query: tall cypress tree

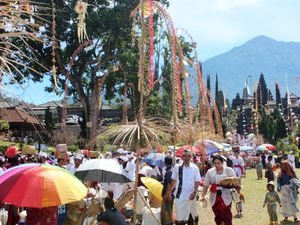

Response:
(256, 73), (268, 107)
(275, 83), (281, 106)
(206, 74), (211, 103)
(206, 74), (211, 92)
(232, 93), (242, 110)
(215, 74), (219, 103)
(268, 89), (274, 101)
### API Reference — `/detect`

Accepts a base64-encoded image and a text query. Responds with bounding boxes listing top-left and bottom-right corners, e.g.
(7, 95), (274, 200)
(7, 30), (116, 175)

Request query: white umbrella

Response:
(75, 159), (132, 183)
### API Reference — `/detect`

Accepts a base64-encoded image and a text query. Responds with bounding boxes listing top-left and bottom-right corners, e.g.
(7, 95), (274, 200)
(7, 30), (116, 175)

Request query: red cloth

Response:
(26, 206), (58, 225)
(212, 195), (232, 225)
(234, 165), (244, 174)
(210, 184), (219, 193)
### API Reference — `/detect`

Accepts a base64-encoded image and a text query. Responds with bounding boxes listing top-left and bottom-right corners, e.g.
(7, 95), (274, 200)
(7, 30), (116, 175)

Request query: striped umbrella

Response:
(0, 164), (87, 208)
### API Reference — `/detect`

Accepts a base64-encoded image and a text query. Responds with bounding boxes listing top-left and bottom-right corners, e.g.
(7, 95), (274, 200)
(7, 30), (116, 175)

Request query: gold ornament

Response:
(75, 0), (88, 42)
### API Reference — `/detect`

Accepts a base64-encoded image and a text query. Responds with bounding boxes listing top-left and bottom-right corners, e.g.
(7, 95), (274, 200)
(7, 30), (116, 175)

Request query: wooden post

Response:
(132, 146), (141, 224)
(132, 0), (146, 223)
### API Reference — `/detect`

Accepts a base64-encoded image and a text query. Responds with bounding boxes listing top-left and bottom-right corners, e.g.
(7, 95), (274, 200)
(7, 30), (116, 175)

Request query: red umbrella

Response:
(5, 146), (19, 158)
(176, 145), (201, 157)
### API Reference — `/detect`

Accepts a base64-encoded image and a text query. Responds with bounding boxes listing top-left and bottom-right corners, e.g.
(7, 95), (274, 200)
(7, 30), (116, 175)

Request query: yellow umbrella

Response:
(141, 177), (163, 202)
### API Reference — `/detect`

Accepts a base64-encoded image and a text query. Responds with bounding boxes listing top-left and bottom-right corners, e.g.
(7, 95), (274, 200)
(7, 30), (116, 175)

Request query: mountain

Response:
(189, 35), (300, 105)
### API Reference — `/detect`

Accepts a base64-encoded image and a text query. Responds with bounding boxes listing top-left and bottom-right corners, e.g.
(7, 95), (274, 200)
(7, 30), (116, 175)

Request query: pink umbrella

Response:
(256, 144), (276, 151)
(176, 145), (201, 157)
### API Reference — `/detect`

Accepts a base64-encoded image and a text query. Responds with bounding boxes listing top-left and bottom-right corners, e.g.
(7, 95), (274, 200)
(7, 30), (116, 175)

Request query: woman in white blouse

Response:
(201, 156), (236, 225)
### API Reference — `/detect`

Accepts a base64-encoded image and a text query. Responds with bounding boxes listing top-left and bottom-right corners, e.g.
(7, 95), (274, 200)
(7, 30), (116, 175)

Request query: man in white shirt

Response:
(109, 156), (128, 200)
(125, 153), (135, 181)
(68, 154), (83, 175)
(166, 149), (201, 225)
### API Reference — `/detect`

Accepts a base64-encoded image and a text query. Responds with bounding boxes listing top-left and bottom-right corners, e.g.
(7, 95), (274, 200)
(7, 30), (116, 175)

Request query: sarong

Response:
(280, 185), (299, 217)
(161, 199), (173, 225)
(212, 195), (232, 225)
(267, 203), (278, 222)
(175, 199), (197, 221)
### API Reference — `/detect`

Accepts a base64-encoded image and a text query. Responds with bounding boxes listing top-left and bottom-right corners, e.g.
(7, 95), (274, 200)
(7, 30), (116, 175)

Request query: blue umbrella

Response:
(141, 153), (165, 168)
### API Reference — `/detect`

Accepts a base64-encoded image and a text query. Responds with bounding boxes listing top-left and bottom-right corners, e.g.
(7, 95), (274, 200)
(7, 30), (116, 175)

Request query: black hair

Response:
(267, 184), (274, 191)
(212, 155), (224, 163)
(164, 156), (173, 166)
(104, 197), (115, 210)
(267, 155), (273, 161)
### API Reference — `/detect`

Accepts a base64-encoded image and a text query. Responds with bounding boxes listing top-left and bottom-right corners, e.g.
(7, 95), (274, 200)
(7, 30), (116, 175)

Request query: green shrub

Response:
(68, 144), (79, 152)
(102, 144), (117, 152)
(0, 120), (9, 132)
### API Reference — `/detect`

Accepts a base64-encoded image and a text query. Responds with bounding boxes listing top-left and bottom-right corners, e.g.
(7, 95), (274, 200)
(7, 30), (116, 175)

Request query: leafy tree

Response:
(259, 108), (287, 143)
(11, 0), (169, 149)
(159, 47), (172, 118)
(0, 120), (9, 132)
(44, 107), (54, 131)
(227, 110), (237, 131)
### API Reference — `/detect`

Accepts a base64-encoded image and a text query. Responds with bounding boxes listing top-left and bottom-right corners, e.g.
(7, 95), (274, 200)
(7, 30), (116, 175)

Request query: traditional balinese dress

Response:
(204, 167), (235, 225)
(278, 172), (300, 217)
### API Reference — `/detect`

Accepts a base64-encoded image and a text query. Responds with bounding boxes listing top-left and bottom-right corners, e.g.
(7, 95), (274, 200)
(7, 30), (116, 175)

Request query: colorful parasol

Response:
(5, 146), (19, 158)
(141, 177), (163, 203)
(193, 140), (224, 156)
(0, 164), (87, 208)
(256, 144), (276, 151)
(176, 145), (201, 157)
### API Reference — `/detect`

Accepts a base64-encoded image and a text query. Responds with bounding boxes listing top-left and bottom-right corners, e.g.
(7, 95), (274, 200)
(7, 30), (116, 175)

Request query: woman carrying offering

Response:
(201, 156), (236, 225)
(277, 161), (300, 222)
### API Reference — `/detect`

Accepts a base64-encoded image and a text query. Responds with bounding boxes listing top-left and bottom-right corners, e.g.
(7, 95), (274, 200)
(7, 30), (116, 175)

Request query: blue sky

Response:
(169, 0), (300, 60)
(6, 0), (300, 104)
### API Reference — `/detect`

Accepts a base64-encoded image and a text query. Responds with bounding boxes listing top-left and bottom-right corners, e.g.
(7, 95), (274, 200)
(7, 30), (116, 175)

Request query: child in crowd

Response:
(232, 186), (245, 218)
(263, 181), (281, 225)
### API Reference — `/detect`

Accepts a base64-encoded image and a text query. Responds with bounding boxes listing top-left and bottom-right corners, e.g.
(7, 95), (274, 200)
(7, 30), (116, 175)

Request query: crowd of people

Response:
(0, 144), (300, 225)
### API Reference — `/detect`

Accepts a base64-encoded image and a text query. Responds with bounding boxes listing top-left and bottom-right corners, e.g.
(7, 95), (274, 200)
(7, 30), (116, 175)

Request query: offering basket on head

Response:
(219, 177), (240, 189)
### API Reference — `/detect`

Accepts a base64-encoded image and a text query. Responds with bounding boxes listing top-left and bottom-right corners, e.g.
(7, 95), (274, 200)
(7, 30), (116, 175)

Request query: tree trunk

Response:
(88, 79), (101, 150)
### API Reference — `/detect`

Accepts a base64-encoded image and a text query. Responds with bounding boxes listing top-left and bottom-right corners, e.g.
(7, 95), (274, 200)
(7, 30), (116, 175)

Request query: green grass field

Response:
(197, 169), (300, 225)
